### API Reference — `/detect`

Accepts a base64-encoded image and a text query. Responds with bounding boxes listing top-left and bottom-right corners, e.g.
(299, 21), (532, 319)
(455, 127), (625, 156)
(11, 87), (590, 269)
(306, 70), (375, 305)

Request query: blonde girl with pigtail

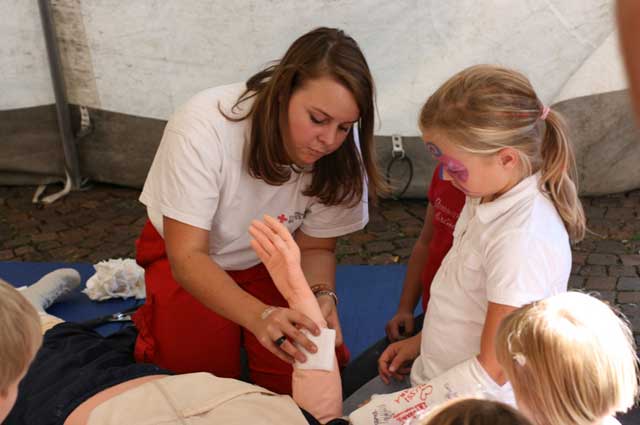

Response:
(496, 291), (638, 425)
(346, 64), (586, 423)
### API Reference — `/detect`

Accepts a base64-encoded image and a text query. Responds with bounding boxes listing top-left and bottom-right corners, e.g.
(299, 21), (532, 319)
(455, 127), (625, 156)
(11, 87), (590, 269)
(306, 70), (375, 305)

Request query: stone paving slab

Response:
(1, 183), (640, 343)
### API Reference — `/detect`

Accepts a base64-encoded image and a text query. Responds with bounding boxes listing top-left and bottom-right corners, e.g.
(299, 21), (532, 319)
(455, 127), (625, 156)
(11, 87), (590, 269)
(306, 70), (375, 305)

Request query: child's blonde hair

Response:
(0, 279), (41, 394)
(419, 64), (585, 241)
(416, 398), (533, 425)
(496, 292), (639, 425)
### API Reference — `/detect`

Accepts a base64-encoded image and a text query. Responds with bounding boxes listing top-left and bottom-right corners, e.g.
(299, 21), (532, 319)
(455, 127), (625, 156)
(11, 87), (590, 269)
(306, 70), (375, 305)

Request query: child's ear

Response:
(498, 148), (519, 169)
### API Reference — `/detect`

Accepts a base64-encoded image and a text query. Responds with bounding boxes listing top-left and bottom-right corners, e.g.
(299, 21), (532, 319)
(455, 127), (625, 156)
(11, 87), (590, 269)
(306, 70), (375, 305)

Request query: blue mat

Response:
(0, 261), (143, 336)
(335, 264), (421, 358)
(0, 262), (412, 358)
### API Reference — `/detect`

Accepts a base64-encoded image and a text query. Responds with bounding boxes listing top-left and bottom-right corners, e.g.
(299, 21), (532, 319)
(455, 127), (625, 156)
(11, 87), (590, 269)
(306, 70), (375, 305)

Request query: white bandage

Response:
(83, 258), (145, 300)
(349, 357), (512, 425)
(294, 328), (336, 371)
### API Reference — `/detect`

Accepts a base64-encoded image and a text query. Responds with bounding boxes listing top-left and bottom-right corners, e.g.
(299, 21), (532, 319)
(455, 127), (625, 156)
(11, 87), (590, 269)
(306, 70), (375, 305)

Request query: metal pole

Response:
(37, 0), (82, 190)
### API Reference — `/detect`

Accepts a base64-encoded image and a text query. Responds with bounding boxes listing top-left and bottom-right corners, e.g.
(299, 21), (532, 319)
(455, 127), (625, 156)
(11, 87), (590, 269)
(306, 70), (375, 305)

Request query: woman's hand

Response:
(378, 333), (421, 384)
(385, 309), (415, 341)
(249, 305), (320, 365)
(318, 294), (343, 346)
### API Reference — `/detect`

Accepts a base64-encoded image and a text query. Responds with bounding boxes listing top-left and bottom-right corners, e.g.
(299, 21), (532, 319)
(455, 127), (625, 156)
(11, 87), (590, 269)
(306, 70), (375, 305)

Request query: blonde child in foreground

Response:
(397, 291), (638, 425)
(0, 268), (81, 423)
(496, 291), (638, 425)
(0, 281), (42, 423)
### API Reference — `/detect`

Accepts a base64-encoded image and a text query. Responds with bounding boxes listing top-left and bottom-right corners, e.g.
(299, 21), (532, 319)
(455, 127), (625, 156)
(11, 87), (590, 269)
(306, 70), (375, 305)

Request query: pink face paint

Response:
(440, 154), (469, 182)
(425, 142), (469, 182)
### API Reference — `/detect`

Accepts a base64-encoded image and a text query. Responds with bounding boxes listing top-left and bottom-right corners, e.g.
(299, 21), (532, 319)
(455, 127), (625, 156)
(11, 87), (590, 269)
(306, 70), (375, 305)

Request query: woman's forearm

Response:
(299, 247), (337, 290)
(296, 231), (338, 290)
(163, 216), (266, 329)
(169, 251), (265, 329)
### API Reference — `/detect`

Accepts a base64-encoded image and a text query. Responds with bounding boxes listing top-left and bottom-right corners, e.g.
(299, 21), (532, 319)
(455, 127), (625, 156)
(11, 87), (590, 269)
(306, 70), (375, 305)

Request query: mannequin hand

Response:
(249, 216), (311, 303)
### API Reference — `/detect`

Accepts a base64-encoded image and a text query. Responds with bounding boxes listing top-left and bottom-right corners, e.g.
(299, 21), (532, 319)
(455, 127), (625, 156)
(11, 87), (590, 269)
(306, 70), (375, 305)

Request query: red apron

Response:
(133, 220), (349, 395)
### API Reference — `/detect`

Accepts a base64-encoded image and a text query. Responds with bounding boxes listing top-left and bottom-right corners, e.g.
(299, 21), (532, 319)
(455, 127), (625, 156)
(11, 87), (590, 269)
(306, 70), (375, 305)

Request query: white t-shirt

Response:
(140, 83), (368, 270)
(411, 173), (571, 385)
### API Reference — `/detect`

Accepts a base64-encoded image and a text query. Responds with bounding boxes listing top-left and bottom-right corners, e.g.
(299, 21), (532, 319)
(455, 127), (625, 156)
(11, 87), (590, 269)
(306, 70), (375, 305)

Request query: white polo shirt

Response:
(411, 173), (571, 385)
(140, 83), (368, 270)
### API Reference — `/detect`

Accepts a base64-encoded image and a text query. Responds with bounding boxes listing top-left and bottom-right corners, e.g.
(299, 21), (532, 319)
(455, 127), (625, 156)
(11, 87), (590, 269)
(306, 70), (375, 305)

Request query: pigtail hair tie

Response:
(540, 105), (550, 121)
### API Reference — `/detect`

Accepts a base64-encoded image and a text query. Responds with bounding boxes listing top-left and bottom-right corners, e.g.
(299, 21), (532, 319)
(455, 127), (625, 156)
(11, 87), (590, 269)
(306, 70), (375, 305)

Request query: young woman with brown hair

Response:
(132, 27), (384, 395)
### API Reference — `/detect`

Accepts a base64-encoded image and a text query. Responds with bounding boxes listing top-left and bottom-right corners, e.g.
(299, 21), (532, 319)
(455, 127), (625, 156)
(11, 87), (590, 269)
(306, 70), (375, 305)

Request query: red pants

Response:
(133, 220), (349, 395)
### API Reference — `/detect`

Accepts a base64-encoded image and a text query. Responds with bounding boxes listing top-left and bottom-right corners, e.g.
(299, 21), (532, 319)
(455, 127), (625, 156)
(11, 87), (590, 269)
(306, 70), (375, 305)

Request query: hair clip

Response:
(513, 352), (527, 367)
(507, 331), (527, 366)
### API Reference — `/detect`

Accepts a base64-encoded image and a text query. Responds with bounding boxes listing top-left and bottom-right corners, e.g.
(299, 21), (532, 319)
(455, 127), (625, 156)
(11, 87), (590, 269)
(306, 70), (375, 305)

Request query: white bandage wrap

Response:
(349, 357), (513, 425)
(294, 328), (336, 371)
(83, 258), (146, 301)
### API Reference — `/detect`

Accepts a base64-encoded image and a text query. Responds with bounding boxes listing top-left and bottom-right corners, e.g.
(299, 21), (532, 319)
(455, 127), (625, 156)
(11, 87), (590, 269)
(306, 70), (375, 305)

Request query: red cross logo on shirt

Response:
(277, 214), (288, 223)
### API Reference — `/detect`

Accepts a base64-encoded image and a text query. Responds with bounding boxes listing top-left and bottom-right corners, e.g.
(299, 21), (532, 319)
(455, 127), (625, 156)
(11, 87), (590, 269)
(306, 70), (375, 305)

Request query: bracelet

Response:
(261, 306), (278, 320)
(310, 284), (338, 306)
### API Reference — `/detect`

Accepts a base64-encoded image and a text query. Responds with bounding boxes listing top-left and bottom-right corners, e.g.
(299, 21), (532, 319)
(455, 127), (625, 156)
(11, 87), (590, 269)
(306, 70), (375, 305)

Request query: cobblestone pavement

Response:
(2, 183), (640, 342)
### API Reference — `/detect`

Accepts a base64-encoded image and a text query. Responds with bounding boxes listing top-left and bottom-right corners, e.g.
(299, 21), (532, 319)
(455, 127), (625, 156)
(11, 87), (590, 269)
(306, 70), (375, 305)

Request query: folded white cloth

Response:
(83, 258), (145, 301)
(294, 328), (336, 371)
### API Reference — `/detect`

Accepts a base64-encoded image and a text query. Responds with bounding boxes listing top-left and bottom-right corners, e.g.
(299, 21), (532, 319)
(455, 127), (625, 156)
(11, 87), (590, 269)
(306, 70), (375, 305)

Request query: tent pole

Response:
(37, 0), (82, 192)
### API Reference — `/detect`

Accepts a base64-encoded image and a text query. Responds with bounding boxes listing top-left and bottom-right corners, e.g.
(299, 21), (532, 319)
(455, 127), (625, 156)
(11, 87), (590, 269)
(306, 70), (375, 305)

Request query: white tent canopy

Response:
(2, 0), (626, 136)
